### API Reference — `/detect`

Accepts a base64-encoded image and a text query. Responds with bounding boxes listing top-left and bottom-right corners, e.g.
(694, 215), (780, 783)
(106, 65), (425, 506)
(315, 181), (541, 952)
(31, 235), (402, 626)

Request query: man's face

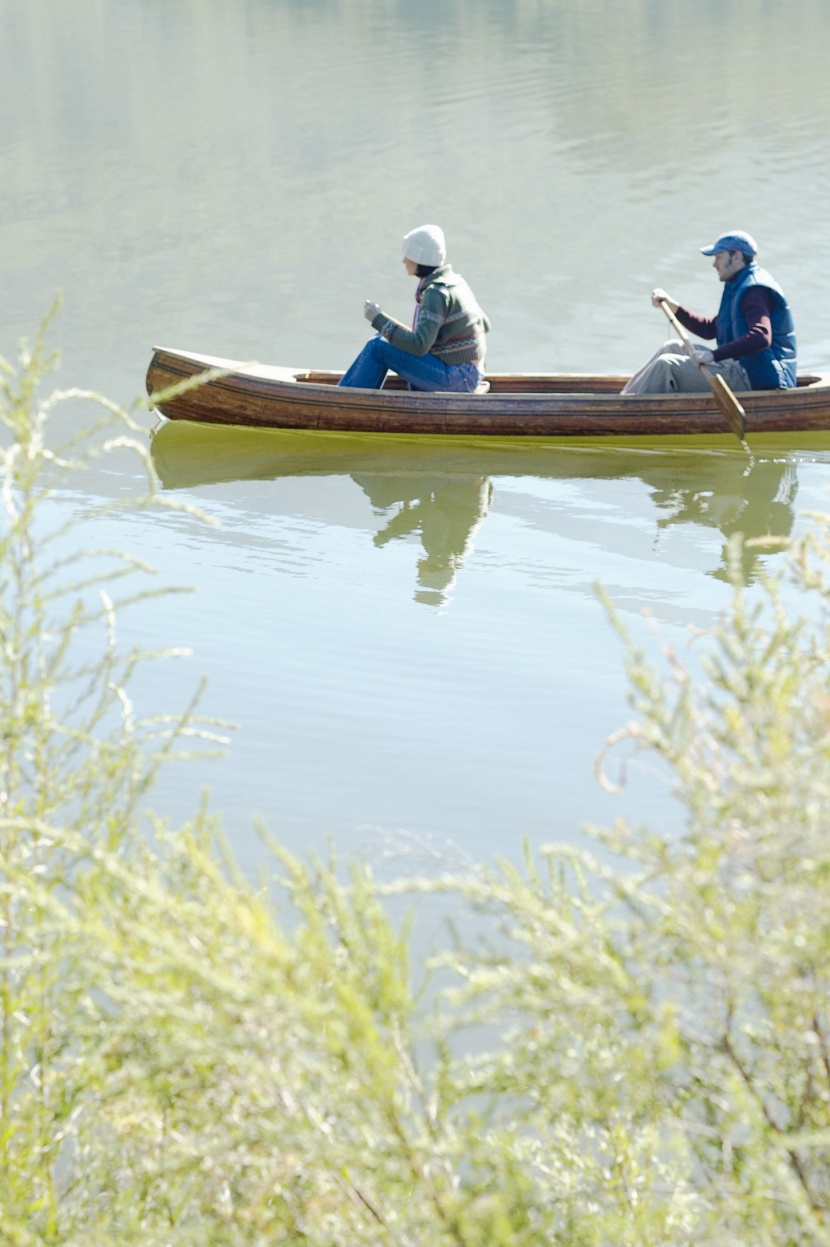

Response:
(713, 249), (747, 281)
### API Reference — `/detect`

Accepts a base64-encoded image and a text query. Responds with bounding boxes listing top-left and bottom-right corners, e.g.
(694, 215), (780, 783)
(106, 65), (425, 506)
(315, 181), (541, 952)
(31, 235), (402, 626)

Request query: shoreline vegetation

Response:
(2, 312), (830, 1245)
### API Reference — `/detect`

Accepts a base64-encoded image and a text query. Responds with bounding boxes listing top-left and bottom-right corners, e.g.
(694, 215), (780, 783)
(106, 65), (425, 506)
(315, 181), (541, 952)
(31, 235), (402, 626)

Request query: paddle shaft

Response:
(658, 297), (747, 442)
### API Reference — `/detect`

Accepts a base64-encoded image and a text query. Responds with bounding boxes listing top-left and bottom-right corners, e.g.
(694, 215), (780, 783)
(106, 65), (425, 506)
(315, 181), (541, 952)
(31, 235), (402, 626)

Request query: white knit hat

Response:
(401, 224), (446, 267)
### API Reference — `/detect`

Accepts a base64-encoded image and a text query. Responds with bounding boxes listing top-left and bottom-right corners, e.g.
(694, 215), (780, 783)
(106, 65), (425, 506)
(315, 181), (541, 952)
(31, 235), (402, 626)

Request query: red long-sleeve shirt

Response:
(675, 285), (774, 362)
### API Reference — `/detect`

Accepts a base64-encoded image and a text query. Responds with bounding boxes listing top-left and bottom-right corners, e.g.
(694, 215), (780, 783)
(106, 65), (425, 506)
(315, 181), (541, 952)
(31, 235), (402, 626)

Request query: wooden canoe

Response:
(146, 347), (830, 438)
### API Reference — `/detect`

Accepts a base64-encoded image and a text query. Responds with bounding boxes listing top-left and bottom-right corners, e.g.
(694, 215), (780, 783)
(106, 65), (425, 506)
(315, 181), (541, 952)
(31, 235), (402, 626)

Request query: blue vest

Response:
(715, 262), (796, 390)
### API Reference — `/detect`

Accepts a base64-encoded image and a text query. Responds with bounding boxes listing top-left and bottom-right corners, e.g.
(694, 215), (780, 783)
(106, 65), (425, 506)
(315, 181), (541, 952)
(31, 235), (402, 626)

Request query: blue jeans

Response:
(338, 335), (483, 392)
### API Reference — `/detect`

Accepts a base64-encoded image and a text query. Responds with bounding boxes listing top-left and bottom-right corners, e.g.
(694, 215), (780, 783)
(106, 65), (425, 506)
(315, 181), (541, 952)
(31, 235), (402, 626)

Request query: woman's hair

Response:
(416, 263), (438, 278)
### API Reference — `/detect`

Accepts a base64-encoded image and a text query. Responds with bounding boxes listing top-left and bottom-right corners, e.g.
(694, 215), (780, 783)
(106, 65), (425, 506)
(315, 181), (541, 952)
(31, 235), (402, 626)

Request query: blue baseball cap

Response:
(700, 230), (758, 257)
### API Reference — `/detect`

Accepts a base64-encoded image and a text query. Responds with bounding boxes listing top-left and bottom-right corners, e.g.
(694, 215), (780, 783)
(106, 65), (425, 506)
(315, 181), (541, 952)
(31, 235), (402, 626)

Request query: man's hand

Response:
(691, 346), (714, 366)
(363, 299), (382, 322)
(651, 288), (677, 311)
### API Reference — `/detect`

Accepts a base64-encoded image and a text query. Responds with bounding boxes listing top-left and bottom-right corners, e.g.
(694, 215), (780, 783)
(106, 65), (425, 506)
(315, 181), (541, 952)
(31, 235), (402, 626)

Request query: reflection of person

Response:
(353, 472), (492, 606)
(649, 455), (797, 584)
(622, 230), (796, 395)
(338, 224), (491, 393)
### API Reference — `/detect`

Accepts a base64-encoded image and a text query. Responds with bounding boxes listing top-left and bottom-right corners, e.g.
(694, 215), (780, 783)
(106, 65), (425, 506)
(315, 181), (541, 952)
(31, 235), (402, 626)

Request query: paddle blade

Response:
(709, 372), (747, 441)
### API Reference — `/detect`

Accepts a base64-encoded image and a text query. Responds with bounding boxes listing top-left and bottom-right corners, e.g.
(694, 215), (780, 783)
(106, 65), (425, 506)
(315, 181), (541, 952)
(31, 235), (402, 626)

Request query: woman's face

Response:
(403, 256), (419, 276)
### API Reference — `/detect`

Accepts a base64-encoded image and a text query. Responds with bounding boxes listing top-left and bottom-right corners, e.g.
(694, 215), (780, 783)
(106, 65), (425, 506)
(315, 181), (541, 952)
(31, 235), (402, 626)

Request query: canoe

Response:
(146, 347), (830, 438)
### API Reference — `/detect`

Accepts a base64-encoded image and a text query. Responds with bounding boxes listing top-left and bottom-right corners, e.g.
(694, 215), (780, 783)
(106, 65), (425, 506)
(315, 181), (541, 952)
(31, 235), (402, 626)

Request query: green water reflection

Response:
(152, 420), (826, 597)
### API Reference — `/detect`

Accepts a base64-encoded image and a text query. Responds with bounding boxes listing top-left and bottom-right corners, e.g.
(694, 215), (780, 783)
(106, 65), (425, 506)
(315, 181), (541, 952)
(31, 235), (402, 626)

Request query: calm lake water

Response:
(3, 0), (830, 874)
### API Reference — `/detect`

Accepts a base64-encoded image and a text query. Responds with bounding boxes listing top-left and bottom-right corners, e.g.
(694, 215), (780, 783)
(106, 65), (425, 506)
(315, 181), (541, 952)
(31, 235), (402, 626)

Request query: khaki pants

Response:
(621, 338), (751, 395)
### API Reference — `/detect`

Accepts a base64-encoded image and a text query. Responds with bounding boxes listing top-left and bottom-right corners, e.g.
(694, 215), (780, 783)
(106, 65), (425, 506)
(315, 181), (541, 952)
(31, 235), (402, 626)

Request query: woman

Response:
(338, 224), (491, 392)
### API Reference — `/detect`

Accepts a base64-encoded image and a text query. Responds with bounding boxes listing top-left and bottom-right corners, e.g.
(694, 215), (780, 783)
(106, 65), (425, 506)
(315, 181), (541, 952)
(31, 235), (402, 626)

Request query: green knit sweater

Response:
(370, 265), (490, 366)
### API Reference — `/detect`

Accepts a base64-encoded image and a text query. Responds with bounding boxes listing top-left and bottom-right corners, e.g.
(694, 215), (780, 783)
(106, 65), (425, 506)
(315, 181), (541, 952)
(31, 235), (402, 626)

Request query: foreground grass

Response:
(2, 313), (830, 1246)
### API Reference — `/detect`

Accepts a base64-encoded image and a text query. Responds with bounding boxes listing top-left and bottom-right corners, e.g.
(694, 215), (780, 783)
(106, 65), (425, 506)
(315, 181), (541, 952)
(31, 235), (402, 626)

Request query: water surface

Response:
(3, 0), (830, 870)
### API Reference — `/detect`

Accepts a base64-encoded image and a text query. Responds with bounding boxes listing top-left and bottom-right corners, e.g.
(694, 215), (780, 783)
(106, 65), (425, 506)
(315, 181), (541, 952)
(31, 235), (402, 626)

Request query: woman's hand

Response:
(363, 300), (381, 321)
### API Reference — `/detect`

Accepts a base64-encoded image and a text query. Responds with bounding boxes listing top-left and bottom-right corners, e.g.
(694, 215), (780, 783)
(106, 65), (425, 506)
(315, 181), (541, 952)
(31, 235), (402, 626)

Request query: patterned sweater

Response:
(370, 265), (490, 366)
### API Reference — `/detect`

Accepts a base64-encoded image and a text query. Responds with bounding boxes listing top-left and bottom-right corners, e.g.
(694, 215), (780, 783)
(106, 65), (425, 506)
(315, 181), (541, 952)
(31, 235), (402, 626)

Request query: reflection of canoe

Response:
(146, 347), (830, 437)
(149, 419), (816, 588)
(150, 415), (830, 492)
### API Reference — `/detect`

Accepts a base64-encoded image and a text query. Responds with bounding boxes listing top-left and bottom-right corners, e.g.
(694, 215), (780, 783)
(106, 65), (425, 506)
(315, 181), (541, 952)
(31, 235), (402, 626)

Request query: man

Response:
(622, 230), (796, 395)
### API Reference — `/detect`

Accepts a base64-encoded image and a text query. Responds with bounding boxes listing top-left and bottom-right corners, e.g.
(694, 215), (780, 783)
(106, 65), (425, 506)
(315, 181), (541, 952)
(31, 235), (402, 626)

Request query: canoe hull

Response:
(146, 347), (830, 438)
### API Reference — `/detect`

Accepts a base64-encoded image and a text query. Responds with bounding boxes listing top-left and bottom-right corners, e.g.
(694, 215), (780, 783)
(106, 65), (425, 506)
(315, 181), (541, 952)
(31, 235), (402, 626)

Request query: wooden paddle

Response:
(657, 297), (747, 443)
